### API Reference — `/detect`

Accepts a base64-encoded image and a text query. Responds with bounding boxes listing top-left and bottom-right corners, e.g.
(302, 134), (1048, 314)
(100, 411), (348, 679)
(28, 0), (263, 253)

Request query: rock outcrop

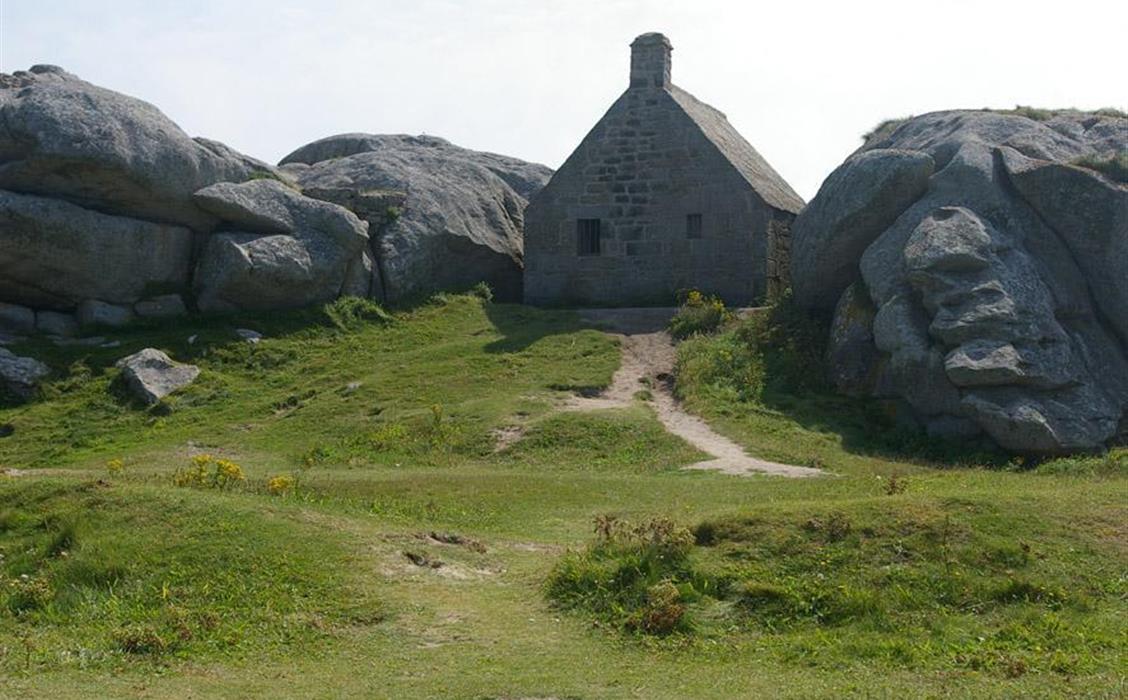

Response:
(115, 348), (199, 404)
(0, 65), (274, 230)
(192, 179), (370, 311)
(0, 68), (549, 326)
(280, 134), (552, 303)
(792, 109), (1128, 455)
(0, 348), (49, 399)
(0, 189), (194, 310)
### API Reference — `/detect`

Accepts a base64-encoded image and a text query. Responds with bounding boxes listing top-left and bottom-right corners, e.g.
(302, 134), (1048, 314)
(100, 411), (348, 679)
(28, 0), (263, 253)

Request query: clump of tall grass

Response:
(668, 290), (731, 339)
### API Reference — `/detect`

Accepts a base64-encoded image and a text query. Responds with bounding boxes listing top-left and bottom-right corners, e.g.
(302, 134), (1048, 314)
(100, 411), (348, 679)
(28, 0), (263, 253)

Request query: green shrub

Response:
(668, 290), (731, 339)
(470, 281), (494, 303)
(324, 296), (393, 331)
(675, 333), (765, 403)
(172, 454), (245, 489)
(862, 117), (910, 144)
(1011, 105), (1056, 122)
(5, 574), (53, 614)
(545, 516), (702, 636)
(675, 292), (828, 406)
(1035, 448), (1127, 477)
(627, 580), (688, 634)
(113, 623), (169, 655)
(739, 293), (829, 394)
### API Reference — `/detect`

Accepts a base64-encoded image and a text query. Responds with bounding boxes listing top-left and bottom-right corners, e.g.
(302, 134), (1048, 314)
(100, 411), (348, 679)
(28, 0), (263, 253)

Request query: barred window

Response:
(577, 219), (602, 256)
(686, 213), (703, 239)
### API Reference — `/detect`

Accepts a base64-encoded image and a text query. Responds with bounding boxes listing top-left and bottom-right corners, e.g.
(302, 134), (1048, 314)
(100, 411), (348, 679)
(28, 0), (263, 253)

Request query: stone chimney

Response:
(630, 33), (672, 89)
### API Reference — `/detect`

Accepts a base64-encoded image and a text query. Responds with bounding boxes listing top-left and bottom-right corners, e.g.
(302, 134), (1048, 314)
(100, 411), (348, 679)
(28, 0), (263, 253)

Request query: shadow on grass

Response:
(684, 301), (1011, 469)
(482, 303), (594, 354)
(760, 386), (1008, 468)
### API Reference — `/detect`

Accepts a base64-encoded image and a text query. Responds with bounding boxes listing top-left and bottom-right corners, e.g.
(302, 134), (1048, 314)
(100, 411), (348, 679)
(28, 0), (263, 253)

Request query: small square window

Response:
(686, 213), (703, 239)
(577, 219), (601, 256)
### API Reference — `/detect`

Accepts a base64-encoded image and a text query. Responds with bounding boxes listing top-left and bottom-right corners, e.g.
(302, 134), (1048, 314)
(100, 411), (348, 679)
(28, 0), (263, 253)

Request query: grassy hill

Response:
(1, 294), (1124, 699)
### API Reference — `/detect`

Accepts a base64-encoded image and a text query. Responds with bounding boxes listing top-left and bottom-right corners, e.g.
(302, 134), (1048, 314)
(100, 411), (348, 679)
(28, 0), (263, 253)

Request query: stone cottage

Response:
(523, 33), (805, 306)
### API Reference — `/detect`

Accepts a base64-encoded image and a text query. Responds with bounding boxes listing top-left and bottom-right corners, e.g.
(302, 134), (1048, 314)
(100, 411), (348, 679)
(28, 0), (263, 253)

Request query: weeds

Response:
(173, 454), (246, 489)
(324, 296), (393, 331)
(4, 574), (53, 614)
(266, 474), (297, 496)
(545, 516), (702, 636)
(1036, 448), (1127, 477)
(113, 623), (168, 656)
(1071, 151), (1128, 185)
(882, 473), (908, 495)
(668, 290), (731, 339)
(471, 281), (494, 303)
(548, 500), (1113, 675)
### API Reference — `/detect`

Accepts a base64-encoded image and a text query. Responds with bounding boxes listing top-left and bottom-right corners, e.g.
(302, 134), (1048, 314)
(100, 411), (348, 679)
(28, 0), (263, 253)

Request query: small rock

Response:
(0, 348), (50, 400)
(0, 332), (26, 346)
(134, 294), (188, 319)
(343, 381), (362, 394)
(77, 300), (134, 328)
(0, 303), (36, 334)
(235, 328), (263, 343)
(115, 348), (200, 405)
(100, 340), (122, 349)
(187, 334), (198, 345)
(36, 311), (79, 338)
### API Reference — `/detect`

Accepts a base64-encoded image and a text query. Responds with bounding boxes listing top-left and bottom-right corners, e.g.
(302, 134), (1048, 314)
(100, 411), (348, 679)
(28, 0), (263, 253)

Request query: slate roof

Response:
(668, 86), (805, 214)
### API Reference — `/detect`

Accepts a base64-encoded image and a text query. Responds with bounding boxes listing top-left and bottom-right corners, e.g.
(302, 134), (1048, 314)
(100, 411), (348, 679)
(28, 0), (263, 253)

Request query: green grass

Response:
(0, 479), (380, 669)
(548, 491), (1125, 676)
(0, 294), (1124, 698)
(667, 291), (730, 340)
(1072, 151), (1128, 184)
(674, 302), (1008, 471)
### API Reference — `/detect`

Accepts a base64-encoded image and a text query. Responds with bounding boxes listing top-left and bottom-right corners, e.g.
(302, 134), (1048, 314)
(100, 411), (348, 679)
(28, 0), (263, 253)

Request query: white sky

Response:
(2, 0), (1125, 199)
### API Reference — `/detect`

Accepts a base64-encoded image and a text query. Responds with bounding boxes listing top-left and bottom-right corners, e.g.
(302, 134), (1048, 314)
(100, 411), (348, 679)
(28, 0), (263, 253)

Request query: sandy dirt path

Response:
(566, 309), (823, 479)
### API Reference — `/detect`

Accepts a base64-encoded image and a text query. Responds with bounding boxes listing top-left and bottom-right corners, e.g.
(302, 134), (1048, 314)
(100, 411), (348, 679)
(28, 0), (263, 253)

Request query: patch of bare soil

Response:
(425, 531), (488, 553)
(0, 468), (90, 479)
(491, 424), (526, 452)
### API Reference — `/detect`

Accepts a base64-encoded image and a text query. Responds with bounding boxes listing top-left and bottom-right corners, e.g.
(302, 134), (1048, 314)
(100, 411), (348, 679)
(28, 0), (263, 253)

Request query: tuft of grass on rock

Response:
(1072, 151), (1128, 184)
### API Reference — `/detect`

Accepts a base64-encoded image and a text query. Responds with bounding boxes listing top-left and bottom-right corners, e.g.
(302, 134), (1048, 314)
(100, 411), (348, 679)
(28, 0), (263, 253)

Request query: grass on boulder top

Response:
(0, 479), (379, 670)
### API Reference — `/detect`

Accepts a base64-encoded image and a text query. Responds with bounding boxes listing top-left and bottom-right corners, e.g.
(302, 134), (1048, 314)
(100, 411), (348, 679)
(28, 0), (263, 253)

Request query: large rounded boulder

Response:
(192, 179), (370, 312)
(279, 134), (553, 303)
(0, 65), (381, 322)
(0, 65), (275, 230)
(792, 109), (1128, 455)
